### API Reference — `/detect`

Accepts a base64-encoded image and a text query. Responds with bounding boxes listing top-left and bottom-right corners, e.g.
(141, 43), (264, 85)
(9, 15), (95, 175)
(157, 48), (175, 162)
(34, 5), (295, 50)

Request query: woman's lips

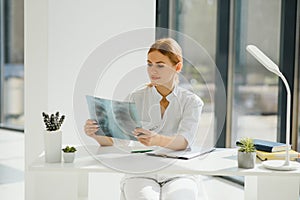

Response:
(151, 76), (160, 80)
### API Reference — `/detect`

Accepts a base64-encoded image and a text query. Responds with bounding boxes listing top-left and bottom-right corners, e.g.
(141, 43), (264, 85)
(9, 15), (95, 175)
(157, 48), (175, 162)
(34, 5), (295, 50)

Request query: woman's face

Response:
(147, 50), (181, 87)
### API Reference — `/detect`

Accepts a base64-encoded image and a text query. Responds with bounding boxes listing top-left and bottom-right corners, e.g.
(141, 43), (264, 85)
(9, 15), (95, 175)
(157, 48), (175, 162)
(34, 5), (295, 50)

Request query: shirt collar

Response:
(166, 85), (178, 101)
(150, 86), (161, 100)
(151, 84), (179, 101)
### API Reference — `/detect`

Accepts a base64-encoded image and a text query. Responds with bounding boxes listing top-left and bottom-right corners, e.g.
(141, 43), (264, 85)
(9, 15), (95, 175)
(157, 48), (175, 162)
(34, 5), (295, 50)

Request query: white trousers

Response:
(120, 175), (206, 200)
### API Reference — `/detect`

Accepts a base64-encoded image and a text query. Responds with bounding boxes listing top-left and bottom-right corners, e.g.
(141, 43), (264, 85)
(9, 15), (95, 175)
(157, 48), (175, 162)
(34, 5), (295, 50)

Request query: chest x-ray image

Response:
(86, 95), (141, 141)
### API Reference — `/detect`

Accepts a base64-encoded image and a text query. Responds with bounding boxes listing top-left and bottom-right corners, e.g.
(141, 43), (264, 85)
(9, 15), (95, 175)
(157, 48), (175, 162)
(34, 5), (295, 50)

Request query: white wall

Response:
(47, 0), (155, 146)
(25, 0), (155, 199)
(26, 0), (155, 162)
(25, 0), (49, 167)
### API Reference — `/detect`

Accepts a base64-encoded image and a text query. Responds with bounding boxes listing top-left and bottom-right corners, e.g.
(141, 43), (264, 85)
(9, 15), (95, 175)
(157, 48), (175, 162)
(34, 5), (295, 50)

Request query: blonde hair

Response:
(148, 38), (183, 65)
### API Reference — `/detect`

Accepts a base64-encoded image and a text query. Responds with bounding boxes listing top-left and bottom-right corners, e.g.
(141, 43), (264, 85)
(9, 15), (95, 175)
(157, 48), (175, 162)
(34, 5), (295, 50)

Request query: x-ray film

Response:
(86, 95), (141, 141)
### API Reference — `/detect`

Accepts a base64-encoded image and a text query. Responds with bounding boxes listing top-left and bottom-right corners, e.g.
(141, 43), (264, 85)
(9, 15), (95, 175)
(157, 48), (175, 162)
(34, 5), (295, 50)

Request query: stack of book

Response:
(236, 139), (299, 161)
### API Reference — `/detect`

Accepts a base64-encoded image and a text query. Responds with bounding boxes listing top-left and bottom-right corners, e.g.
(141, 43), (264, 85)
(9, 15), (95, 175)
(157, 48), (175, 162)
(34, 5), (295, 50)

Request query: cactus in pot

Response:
(42, 111), (65, 131)
(42, 111), (65, 163)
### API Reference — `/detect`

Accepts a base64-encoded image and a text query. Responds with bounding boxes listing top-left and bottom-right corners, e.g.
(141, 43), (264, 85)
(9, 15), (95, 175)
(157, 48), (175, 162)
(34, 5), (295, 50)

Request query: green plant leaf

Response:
(238, 137), (256, 152)
(62, 146), (77, 153)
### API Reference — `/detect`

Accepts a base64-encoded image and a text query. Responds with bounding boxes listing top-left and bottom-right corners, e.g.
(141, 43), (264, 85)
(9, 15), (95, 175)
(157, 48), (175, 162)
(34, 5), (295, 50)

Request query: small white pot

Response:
(44, 130), (62, 163)
(238, 151), (256, 169)
(63, 152), (75, 163)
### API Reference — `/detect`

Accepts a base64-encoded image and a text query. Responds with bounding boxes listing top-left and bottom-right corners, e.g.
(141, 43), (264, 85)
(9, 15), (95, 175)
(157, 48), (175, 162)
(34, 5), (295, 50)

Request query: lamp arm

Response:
(279, 73), (291, 166)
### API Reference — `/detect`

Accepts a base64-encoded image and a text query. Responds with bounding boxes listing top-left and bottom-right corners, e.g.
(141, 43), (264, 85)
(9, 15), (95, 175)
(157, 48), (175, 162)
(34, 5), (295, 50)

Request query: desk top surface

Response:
(29, 145), (300, 176)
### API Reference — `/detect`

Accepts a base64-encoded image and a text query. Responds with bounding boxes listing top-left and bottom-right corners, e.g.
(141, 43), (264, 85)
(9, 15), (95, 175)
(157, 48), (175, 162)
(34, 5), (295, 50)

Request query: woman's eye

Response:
(147, 63), (153, 67)
(157, 64), (164, 68)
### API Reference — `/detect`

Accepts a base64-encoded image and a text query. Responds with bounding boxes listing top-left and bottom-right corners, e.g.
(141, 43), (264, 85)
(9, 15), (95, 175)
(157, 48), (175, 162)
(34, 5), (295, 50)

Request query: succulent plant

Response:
(237, 138), (256, 153)
(42, 111), (65, 131)
(62, 146), (77, 153)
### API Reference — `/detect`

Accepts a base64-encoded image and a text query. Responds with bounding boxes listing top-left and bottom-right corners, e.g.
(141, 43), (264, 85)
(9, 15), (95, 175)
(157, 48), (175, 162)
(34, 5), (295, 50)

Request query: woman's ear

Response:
(175, 62), (182, 72)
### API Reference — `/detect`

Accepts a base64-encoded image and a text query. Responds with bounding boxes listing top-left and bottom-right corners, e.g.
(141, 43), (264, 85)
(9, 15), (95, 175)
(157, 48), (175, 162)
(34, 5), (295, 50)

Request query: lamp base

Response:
(262, 160), (300, 171)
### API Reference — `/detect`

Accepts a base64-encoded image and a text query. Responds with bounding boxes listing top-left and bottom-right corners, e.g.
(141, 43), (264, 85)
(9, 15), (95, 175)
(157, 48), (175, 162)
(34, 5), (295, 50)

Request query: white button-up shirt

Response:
(129, 85), (204, 147)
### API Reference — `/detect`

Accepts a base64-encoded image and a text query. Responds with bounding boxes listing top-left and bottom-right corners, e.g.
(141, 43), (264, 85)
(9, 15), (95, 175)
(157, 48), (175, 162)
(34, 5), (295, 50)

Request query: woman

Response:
(84, 38), (204, 200)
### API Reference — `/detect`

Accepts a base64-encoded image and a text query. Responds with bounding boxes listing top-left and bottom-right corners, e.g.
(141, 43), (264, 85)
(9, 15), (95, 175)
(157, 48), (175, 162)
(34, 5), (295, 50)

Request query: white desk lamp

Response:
(246, 45), (300, 171)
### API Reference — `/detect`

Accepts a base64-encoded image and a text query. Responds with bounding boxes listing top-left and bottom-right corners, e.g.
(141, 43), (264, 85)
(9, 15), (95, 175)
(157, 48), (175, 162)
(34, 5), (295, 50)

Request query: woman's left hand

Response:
(133, 128), (160, 146)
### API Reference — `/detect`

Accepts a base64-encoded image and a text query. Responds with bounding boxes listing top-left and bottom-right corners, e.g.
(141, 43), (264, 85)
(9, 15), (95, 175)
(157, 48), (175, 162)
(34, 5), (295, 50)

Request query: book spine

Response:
(254, 144), (273, 152)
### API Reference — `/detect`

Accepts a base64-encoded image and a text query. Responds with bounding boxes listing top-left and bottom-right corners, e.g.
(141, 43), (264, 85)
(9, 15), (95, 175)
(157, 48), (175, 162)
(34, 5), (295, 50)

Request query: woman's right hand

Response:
(84, 119), (99, 137)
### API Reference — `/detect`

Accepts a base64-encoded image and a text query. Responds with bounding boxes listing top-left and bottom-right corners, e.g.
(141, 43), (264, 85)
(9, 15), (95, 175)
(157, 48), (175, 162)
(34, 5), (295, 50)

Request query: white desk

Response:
(29, 146), (300, 200)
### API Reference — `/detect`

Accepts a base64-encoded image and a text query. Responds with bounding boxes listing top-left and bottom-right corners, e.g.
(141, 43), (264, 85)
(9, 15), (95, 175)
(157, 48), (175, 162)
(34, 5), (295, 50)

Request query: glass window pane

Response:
(174, 0), (217, 146)
(231, 0), (281, 145)
(1, 0), (24, 129)
(175, 0), (217, 60)
(298, 65), (300, 151)
(297, 72), (300, 151)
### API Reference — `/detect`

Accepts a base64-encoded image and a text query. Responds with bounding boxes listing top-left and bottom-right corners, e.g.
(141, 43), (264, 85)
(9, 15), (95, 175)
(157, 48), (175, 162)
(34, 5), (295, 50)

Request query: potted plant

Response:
(42, 111), (65, 163)
(62, 146), (77, 163)
(237, 137), (256, 169)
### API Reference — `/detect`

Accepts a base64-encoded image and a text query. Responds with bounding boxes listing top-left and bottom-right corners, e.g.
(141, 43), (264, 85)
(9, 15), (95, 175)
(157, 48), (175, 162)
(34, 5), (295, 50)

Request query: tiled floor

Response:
(0, 129), (244, 200)
(0, 129), (24, 200)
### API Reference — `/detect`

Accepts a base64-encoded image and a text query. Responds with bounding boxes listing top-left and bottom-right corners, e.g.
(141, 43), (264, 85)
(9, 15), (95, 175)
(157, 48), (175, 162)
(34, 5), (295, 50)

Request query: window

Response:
(175, 0), (218, 147)
(0, 0), (24, 130)
(157, 0), (218, 147)
(157, 0), (299, 187)
(157, 0), (299, 147)
(296, 0), (300, 151)
(230, 0), (281, 145)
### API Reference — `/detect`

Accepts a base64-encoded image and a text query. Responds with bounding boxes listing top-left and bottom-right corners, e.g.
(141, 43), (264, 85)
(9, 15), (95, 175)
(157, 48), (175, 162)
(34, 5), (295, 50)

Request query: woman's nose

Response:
(149, 66), (158, 74)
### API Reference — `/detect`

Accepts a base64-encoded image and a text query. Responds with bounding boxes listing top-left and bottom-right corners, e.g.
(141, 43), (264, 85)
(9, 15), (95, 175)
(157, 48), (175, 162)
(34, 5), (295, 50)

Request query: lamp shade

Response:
(246, 45), (282, 76)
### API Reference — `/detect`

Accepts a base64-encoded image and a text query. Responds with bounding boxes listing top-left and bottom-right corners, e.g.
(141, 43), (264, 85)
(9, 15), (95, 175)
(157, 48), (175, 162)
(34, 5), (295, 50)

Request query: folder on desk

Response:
(146, 147), (215, 160)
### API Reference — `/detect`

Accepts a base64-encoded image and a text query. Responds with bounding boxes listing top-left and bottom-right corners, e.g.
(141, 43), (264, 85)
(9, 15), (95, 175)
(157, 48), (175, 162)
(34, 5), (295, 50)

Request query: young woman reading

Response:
(84, 38), (204, 200)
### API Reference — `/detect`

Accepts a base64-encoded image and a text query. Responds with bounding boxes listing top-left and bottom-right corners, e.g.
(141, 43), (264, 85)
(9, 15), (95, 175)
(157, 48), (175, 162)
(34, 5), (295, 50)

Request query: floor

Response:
(0, 129), (245, 200)
(0, 129), (24, 200)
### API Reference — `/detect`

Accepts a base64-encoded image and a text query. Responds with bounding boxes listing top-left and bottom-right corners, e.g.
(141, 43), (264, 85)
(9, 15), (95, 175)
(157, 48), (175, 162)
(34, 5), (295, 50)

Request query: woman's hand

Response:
(133, 128), (161, 146)
(133, 127), (188, 150)
(84, 119), (99, 138)
(84, 119), (113, 146)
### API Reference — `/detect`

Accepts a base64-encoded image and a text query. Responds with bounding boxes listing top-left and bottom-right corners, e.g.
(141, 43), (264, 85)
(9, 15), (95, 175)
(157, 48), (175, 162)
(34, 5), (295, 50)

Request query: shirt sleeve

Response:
(177, 95), (204, 147)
